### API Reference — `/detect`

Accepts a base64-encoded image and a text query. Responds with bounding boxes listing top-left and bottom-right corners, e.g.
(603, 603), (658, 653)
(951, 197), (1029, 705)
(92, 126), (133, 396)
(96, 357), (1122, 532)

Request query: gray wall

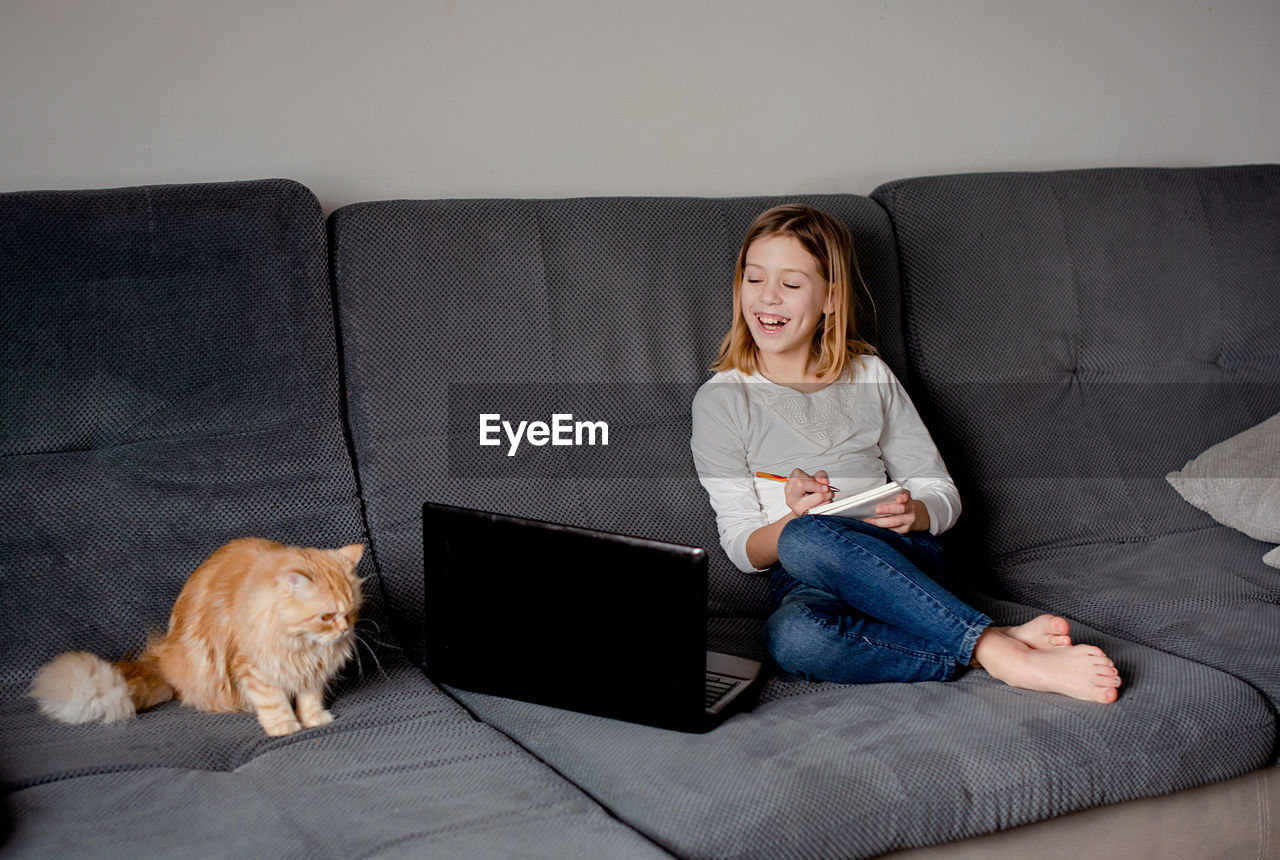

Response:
(3, 0), (1278, 211)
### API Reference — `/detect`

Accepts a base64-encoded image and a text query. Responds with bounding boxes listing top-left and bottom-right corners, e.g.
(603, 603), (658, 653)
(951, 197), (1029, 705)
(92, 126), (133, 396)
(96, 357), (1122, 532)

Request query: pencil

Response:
(755, 472), (840, 493)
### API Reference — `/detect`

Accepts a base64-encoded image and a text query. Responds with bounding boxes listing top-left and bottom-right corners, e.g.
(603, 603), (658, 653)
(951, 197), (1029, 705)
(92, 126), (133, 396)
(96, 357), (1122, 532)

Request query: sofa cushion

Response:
(447, 597), (1275, 859)
(981, 526), (1280, 733)
(0, 180), (369, 689)
(1166, 410), (1280, 566)
(2, 658), (672, 860)
(329, 196), (905, 657)
(870, 165), (1280, 561)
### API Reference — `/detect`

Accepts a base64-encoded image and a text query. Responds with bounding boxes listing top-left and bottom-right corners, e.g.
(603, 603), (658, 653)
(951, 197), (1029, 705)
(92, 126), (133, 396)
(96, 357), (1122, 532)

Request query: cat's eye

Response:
(321, 612), (336, 622)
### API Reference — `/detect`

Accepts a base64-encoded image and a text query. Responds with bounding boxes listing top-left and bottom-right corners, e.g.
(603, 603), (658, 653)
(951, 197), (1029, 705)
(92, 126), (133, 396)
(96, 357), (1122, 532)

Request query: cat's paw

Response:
(299, 708), (334, 729)
(259, 715), (303, 736)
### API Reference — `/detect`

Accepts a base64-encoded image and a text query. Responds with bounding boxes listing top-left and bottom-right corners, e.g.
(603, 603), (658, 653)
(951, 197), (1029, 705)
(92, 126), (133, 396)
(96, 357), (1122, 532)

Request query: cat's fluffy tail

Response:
(30, 650), (174, 724)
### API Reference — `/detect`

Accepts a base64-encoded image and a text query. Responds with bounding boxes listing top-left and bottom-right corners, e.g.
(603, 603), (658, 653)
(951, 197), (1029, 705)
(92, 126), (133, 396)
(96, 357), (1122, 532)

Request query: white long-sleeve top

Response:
(690, 356), (961, 573)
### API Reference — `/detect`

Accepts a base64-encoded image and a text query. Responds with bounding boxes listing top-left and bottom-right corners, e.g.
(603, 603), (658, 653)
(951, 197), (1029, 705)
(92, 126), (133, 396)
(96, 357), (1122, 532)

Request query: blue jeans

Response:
(765, 515), (991, 684)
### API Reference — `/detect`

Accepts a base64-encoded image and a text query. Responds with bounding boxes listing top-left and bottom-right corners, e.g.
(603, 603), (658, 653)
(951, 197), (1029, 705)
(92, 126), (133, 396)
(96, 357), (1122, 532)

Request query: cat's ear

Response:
(337, 544), (365, 565)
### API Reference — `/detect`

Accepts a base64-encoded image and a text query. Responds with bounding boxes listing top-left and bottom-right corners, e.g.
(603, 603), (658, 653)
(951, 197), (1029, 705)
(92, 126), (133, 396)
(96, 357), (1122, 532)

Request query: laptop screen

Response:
(423, 502), (709, 728)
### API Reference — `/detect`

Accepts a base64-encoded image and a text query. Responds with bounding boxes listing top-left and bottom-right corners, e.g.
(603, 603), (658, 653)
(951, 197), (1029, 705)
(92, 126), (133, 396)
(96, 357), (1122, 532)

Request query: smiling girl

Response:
(690, 204), (1121, 703)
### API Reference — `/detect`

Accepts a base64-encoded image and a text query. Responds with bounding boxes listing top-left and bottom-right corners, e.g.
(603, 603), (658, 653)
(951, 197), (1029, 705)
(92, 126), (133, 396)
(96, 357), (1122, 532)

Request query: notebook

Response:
(807, 481), (904, 519)
(422, 502), (762, 732)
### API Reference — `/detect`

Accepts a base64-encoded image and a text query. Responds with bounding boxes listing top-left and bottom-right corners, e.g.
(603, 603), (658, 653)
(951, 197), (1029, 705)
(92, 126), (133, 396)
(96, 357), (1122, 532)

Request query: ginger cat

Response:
(31, 538), (365, 736)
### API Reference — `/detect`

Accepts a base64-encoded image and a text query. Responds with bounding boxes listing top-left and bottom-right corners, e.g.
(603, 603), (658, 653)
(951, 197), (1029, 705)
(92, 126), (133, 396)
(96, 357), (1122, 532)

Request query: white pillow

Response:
(1166, 411), (1280, 569)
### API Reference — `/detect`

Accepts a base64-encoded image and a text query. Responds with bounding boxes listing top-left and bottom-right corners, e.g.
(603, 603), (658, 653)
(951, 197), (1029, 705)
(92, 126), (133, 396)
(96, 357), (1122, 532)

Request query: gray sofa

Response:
(2, 167), (1276, 858)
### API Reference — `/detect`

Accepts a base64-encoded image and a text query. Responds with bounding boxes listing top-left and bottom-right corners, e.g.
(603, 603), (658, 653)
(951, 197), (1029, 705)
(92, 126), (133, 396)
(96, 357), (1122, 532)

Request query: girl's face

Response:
(740, 234), (834, 377)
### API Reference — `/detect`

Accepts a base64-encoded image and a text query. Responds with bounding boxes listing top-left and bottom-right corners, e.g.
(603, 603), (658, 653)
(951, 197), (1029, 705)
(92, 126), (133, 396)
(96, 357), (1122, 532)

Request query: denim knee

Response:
(763, 602), (818, 680)
(776, 514), (822, 572)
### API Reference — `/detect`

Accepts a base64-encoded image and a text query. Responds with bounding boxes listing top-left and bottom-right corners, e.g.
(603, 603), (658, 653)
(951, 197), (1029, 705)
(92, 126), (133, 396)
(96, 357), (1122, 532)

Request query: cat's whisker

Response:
(347, 642), (366, 682)
(354, 633), (396, 650)
(350, 620), (398, 652)
(354, 634), (389, 680)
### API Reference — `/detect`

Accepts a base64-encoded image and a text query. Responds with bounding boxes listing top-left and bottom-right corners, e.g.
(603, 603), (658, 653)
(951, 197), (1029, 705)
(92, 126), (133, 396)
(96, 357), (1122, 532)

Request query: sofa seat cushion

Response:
(447, 598), (1273, 859)
(3, 655), (420, 789)
(984, 526), (1280, 725)
(1, 657), (671, 859)
(329, 195), (906, 656)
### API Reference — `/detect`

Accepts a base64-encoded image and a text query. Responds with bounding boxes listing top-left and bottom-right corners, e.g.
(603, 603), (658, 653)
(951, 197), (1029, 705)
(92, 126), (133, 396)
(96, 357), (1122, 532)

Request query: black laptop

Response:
(422, 502), (762, 732)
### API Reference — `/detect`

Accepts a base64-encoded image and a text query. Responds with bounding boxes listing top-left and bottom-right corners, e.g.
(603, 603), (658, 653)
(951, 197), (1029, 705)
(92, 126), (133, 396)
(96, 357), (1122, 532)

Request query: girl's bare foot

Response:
(971, 628), (1122, 704)
(1002, 614), (1072, 650)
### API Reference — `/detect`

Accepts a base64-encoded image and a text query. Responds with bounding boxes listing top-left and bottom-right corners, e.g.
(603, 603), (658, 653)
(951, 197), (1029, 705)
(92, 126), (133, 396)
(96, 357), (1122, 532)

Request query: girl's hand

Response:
(784, 467), (835, 518)
(865, 490), (930, 534)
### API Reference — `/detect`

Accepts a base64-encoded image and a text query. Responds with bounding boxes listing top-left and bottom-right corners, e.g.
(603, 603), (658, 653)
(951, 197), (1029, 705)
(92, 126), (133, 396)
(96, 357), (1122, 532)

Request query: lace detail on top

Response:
(747, 376), (859, 450)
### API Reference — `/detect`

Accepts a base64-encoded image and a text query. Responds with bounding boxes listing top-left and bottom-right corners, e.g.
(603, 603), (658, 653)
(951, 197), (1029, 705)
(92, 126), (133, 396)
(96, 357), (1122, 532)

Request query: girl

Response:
(690, 205), (1121, 703)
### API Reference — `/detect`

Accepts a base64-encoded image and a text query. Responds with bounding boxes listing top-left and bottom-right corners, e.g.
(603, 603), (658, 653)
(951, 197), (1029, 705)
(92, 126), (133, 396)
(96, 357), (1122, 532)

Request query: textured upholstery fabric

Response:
(451, 597), (1274, 860)
(983, 526), (1280, 720)
(3, 659), (671, 860)
(871, 165), (1280, 559)
(872, 166), (1280, 753)
(329, 195), (905, 658)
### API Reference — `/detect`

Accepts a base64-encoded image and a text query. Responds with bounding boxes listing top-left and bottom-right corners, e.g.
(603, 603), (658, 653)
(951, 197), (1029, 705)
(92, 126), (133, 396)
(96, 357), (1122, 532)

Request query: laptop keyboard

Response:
(705, 672), (741, 708)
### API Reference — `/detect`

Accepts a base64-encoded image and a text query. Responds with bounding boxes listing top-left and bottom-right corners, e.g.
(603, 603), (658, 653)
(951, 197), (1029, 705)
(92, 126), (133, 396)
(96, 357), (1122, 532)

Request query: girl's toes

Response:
(1006, 616), (1075, 650)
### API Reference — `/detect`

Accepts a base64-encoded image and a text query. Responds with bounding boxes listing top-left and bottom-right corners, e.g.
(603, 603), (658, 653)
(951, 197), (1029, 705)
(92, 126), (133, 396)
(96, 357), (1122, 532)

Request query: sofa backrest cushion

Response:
(0, 179), (367, 687)
(329, 196), (903, 656)
(872, 165), (1280, 562)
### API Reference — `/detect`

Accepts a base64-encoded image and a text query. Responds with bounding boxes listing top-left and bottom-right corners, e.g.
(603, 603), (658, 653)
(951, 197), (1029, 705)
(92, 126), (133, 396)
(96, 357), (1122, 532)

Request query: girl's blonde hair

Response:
(711, 204), (876, 381)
